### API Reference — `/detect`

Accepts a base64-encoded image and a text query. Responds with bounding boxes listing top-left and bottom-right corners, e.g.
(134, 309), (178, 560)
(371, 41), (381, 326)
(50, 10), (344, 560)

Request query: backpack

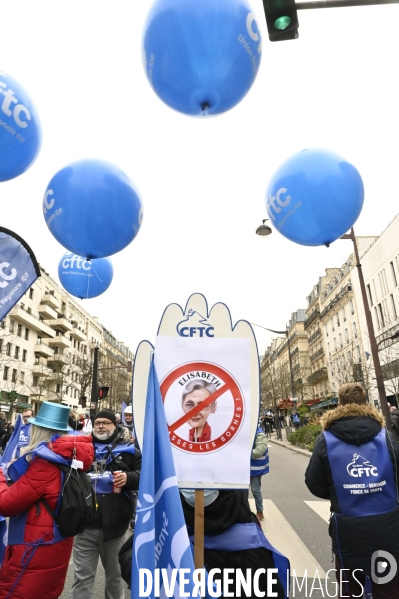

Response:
(40, 464), (96, 538)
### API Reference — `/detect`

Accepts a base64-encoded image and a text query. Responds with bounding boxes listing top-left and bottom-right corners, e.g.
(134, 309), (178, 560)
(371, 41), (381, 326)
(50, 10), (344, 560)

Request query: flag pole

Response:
(194, 490), (205, 569)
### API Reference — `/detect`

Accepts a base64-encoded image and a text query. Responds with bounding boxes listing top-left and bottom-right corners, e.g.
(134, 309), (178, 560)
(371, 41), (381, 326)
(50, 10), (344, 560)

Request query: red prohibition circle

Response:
(160, 361), (245, 454)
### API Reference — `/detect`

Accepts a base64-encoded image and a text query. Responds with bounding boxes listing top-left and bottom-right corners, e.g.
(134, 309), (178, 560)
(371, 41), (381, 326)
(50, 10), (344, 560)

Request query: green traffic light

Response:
(274, 15), (291, 30)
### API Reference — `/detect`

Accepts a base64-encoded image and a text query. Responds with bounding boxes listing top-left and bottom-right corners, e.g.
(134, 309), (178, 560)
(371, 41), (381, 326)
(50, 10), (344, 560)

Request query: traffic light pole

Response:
(296, 0), (399, 9)
(90, 346), (99, 424)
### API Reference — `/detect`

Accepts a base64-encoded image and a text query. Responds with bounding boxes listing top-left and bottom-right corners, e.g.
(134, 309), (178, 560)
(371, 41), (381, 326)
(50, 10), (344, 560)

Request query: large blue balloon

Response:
(266, 148), (364, 247)
(58, 252), (113, 299)
(43, 159), (143, 259)
(0, 70), (41, 181)
(143, 0), (262, 116)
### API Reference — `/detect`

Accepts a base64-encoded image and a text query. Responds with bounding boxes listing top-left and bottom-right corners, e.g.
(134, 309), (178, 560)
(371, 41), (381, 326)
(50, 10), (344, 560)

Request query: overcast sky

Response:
(1, 1), (398, 356)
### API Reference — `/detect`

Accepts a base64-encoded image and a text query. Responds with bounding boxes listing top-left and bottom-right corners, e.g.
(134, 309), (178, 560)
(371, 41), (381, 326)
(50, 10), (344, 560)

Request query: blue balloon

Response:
(143, 0), (262, 116)
(266, 148), (364, 247)
(0, 70), (41, 181)
(43, 159), (143, 259)
(58, 252), (113, 299)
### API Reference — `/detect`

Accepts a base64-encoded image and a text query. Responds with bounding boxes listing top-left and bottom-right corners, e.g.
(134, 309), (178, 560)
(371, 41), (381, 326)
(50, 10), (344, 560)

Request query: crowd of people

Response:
(1, 381), (399, 598)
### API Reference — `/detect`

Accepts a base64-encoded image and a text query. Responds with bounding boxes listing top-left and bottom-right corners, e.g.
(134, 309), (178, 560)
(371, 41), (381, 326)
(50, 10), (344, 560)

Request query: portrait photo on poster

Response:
(154, 336), (251, 487)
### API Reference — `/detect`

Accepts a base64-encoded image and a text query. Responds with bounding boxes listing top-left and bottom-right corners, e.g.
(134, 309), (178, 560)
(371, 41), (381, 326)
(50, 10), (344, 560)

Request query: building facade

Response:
(0, 266), (133, 418)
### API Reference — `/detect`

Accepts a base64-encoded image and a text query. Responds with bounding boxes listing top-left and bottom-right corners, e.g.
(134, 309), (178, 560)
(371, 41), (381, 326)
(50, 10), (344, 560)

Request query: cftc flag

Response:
(132, 360), (198, 598)
(0, 227), (40, 321)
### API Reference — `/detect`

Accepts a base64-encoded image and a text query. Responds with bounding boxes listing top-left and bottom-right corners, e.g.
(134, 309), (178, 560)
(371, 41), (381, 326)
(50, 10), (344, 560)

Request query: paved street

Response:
(61, 437), (338, 599)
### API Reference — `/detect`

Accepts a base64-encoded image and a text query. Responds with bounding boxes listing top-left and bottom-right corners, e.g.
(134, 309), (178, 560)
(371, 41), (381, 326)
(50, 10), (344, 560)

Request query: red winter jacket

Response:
(0, 435), (94, 599)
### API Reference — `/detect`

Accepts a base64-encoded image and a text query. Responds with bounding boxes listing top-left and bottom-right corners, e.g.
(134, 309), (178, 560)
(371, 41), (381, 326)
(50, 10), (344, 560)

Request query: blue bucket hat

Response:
(28, 401), (71, 431)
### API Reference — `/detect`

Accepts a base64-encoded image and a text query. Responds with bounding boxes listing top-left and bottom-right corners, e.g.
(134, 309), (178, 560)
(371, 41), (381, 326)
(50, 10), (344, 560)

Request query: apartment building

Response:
(0, 266), (133, 417)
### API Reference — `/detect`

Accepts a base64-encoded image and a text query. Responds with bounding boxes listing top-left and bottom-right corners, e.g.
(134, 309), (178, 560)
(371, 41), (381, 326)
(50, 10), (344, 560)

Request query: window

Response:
(14, 346), (19, 359)
(22, 349), (27, 362)
(327, 342), (330, 356)
(334, 338), (337, 351)
(12, 369), (17, 383)
(350, 300), (354, 315)
(342, 307), (346, 322)
(33, 376), (39, 386)
(344, 329), (349, 344)
(1, 319), (5, 329)
(367, 284), (374, 306)
(391, 262), (398, 287)
(391, 294), (397, 320)
(347, 351), (352, 365)
(56, 384), (61, 393)
(339, 333), (343, 348)
(353, 322), (358, 338)
(378, 303), (385, 328)
(20, 371), (25, 383)
(6, 343), (11, 356)
(356, 345), (361, 362)
(17, 324), (22, 337)
(25, 328), (29, 340)
(3, 366), (9, 380)
(9, 319), (15, 333)
(336, 314), (340, 328)
(29, 288), (34, 299)
(37, 335), (42, 344)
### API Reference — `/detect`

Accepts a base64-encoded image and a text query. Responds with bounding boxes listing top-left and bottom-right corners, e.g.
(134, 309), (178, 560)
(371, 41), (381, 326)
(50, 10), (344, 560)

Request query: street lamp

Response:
(255, 219), (272, 237)
(256, 221), (393, 431)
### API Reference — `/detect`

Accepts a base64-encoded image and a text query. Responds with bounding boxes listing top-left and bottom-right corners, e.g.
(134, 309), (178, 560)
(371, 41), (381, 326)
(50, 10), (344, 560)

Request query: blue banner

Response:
(132, 360), (198, 598)
(0, 227), (40, 321)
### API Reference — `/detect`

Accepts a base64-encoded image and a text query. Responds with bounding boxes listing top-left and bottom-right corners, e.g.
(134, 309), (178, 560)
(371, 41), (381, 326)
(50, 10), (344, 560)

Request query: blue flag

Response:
(0, 227), (40, 321)
(132, 360), (198, 598)
(0, 414), (23, 466)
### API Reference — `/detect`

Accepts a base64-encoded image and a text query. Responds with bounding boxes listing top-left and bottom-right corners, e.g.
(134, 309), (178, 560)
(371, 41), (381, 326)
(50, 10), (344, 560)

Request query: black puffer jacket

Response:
(89, 426), (141, 541)
(305, 403), (399, 574)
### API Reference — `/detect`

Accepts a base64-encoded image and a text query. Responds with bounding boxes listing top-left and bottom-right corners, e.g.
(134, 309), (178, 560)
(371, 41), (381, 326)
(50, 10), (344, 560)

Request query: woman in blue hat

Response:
(0, 402), (94, 599)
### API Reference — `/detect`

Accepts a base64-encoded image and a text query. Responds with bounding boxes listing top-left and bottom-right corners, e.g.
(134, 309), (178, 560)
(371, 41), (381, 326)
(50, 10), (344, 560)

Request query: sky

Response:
(1, 0), (398, 357)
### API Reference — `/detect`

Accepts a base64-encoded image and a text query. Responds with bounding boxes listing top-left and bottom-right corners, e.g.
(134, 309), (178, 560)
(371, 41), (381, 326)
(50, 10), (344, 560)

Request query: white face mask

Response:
(180, 489), (219, 507)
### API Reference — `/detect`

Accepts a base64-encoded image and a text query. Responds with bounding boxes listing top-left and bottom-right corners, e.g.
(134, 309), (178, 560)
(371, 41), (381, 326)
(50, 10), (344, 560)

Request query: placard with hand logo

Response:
(0, 227), (40, 321)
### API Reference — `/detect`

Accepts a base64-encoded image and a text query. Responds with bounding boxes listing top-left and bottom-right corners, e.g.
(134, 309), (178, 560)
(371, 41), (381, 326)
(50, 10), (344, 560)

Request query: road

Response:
(61, 442), (338, 599)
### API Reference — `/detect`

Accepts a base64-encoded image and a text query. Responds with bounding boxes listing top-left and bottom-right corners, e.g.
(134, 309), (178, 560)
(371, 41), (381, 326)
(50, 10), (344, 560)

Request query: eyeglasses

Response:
(94, 421), (113, 428)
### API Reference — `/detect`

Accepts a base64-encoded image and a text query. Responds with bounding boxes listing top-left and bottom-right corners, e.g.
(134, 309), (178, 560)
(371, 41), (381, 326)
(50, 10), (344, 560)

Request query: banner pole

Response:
(194, 490), (205, 570)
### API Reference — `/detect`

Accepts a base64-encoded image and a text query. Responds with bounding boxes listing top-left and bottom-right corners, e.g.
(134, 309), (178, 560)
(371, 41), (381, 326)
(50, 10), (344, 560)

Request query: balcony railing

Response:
(304, 310), (320, 330)
(310, 347), (325, 362)
(308, 367), (328, 384)
(308, 328), (321, 344)
(320, 284), (353, 320)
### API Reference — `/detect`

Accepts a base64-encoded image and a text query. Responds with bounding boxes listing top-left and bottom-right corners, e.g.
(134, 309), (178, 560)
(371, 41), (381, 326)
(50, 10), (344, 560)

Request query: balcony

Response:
(47, 351), (70, 365)
(45, 317), (73, 333)
(11, 306), (56, 337)
(304, 310), (320, 330)
(34, 343), (54, 358)
(308, 367), (328, 384)
(29, 387), (48, 398)
(320, 284), (353, 320)
(310, 348), (325, 362)
(308, 328), (321, 344)
(33, 360), (53, 377)
(45, 334), (71, 349)
(38, 303), (58, 320)
(71, 326), (86, 341)
(43, 292), (61, 311)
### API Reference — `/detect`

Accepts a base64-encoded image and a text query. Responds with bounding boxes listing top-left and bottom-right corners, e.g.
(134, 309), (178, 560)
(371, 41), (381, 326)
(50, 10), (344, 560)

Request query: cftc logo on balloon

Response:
(265, 148), (364, 247)
(43, 159), (143, 259)
(143, 0), (262, 116)
(0, 70), (41, 182)
(58, 252), (113, 299)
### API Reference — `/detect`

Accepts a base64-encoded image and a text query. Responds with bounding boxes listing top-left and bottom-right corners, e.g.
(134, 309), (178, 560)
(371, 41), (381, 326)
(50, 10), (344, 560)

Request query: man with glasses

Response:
(71, 409), (141, 599)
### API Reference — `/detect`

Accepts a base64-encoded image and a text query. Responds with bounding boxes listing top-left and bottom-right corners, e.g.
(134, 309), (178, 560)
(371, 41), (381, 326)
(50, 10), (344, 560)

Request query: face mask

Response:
(180, 489), (219, 507)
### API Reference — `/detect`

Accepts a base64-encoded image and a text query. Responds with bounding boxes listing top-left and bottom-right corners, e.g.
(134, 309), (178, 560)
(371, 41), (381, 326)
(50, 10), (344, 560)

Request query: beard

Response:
(93, 430), (114, 441)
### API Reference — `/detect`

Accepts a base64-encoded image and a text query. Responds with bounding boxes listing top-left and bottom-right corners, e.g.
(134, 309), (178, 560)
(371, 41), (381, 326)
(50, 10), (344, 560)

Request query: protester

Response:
(305, 383), (399, 598)
(71, 408), (141, 599)
(14, 407), (34, 458)
(68, 408), (83, 431)
(76, 408), (93, 434)
(0, 401), (93, 599)
(123, 405), (134, 439)
(389, 405), (399, 441)
(118, 490), (287, 598)
(250, 425), (269, 521)
(291, 410), (301, 429)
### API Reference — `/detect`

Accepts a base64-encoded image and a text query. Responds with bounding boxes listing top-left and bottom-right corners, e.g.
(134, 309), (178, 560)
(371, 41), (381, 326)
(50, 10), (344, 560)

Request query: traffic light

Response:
(262, 0), (299, 42)
(97, 386), (109, 400)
